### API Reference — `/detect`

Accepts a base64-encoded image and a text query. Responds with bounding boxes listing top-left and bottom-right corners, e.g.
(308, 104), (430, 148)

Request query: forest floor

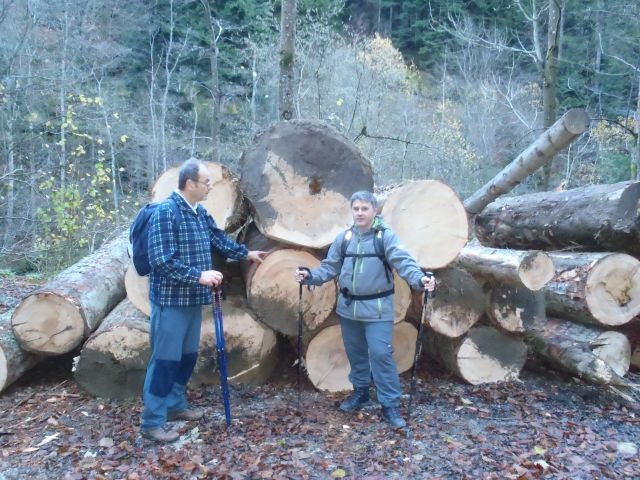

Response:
(1, 274), (639, 479)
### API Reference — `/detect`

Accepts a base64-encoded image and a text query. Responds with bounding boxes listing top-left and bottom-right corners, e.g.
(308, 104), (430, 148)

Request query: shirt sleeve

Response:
(305, 233), (344, 285)
(204, 210), (249, 260)
(384, 230), (425, 289)
(148, 204), (201, 284)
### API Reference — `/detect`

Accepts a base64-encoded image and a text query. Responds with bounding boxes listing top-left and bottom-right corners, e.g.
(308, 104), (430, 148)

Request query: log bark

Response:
(244, 248), (337, 336)
(152, 160), (247, 232)
(304, 321), (417, 392)
(464, 108), (590, 214)
(456, 244), (554, 291)
(544, 252), (640, 327)
(12, 232), (129, 355)
(74, 299), (151, 399)
(408, 267), (484, 338)
(486, 284), (546, 333)
(528, 317), (630, 377)
(425, 326), (527, 385)
(0, 309), (41, 393)
(381, 180), (469, 269)
(239, 120), (373, 248)
(474, 181), (640, 256)
(525, 322), (631, 386)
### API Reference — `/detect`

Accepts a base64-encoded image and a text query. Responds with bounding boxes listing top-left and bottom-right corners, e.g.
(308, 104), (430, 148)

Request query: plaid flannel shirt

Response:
(148, 192), (248, 306)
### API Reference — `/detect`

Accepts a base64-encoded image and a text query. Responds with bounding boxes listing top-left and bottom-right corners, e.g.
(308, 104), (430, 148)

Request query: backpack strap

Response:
(167, 196), (183, 230)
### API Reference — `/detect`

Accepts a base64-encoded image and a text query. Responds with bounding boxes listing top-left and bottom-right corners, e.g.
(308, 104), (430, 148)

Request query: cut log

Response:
(529, 317), (630, 377)
(12, 231), (129, 355)
(151, 160), (247, 232)
(425, 326), (527, 384)
(244, 248), (337, 336)
(464, 108), (590, 214)
(525, 323), (631, 386)
(474, 181), (640, 256)
(407, 267), (484, 338)
(456, 244), (554, 291)
(486, 284), (546, 333)
(304, 321), (418, 392)
(195, 282), (278, 386)
(239, 120), (373, 248)
(0, 309), (41, 393)
(124, 262), (150, 316)
(75, 289), (278, 399)
(545, 252), (640, 327)
(381, 180), (468, 269)
(74, 299), (150, 399)
(393, 272), (411, 324)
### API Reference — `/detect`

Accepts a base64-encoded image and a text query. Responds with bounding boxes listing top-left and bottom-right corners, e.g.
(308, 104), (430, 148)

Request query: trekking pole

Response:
(296, 267), (310, 411)
(407, 272), (435, 423)
(212, 286), (232, 427)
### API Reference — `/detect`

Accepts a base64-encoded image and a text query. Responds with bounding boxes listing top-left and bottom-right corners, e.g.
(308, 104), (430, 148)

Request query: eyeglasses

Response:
(193, 179), (211, 187)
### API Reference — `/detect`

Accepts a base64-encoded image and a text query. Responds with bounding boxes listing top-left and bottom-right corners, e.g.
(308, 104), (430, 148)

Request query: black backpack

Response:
(340, 227), (392, 282)
(129, 198), (182, 276)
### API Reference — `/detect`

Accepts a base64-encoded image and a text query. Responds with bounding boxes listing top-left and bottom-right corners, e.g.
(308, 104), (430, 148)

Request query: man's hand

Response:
(199, 270), (223, 287)
(247, 250), (268, 264)
(295, 268), (309, 284)
(421, 273), (436, 292)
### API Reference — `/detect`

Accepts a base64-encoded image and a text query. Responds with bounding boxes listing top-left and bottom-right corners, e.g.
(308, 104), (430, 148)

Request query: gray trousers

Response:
(340, 317), (401, 407)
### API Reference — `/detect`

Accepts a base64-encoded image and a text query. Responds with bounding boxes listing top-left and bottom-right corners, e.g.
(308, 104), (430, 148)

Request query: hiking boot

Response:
(339, 387), (370, 412)
(167, 407), (204, 422)
(140, 425), (179, 443)
(381, 406), (406, 429)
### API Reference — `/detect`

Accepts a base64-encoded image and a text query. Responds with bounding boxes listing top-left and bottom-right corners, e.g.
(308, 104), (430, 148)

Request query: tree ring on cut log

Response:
(382, 180), (468, 269)
(519, 252), (555, 291)
(456, 327), (526, 384)
(12, 293), (85, 354)
(247, 249), (336, 336)
(240, 120), (374, 248)
(305, 322), (417, 392)
(124, 263), (150, 316)
(587, 253), (640, 325)
(152, 161), (245, 232)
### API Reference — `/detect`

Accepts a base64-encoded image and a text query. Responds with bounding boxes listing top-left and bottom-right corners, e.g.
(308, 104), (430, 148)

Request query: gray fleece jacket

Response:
(305, 216), (425, 321)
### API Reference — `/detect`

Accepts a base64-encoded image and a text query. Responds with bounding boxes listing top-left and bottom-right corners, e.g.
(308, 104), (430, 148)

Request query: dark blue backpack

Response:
(129, 198), (182, 276)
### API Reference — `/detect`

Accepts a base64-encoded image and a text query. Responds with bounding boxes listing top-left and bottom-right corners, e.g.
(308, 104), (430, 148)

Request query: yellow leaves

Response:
(71, 145), (86, 157)
(120, 134), (128, 144)
(336, 98), (344, 107)
(331, 468), (346, 478)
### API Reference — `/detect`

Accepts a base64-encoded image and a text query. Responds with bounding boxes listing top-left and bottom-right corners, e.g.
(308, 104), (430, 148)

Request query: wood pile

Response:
(4, 111), (639, 402)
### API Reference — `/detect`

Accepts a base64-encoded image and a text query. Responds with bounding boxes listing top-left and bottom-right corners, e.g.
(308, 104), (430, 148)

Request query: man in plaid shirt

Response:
(140, 159), (267, 443)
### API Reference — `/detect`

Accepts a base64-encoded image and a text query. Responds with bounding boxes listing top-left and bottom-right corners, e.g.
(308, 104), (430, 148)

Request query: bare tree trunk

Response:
(201, 0), (221, 162)
(58, 1), (69, 187)
(95, 76), (120, 226)
(539, 0), (562, 191)
(279, 0), (297, 120)
(463, 108), (590, 215)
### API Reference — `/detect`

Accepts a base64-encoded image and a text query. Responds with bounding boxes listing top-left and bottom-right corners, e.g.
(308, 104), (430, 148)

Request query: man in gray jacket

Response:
(295, 190), (435, 428)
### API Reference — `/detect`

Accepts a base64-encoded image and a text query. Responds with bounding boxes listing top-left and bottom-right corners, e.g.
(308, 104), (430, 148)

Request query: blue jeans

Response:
(340, 317), (401, 408)
(141, 303), (202, 430)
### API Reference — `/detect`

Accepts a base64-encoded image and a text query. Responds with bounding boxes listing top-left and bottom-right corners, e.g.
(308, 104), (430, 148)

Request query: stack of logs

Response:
(2, 110), (639, 401)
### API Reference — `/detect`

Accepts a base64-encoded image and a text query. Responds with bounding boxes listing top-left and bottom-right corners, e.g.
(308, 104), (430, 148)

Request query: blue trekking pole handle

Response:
(213, 287), (232, 427)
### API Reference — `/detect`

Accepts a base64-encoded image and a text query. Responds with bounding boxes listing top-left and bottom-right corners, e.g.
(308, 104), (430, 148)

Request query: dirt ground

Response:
(1, 275), (639, 479)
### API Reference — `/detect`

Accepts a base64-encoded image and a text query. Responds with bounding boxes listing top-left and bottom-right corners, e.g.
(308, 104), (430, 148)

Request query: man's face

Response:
(351, 199), (376, 230)
(193, 166), (212, 202)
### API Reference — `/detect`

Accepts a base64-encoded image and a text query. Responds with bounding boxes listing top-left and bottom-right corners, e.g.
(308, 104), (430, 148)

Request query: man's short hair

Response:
(178, 158), (204, 190)
(350, 190), (378, 209)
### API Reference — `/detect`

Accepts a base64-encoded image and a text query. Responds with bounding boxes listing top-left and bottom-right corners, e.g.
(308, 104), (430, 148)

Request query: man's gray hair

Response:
(178, 158), (204, 190)
(350, 190), (378, 209)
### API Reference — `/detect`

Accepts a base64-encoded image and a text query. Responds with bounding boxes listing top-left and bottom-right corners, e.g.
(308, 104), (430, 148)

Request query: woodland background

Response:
(1, 0), (639, 274)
